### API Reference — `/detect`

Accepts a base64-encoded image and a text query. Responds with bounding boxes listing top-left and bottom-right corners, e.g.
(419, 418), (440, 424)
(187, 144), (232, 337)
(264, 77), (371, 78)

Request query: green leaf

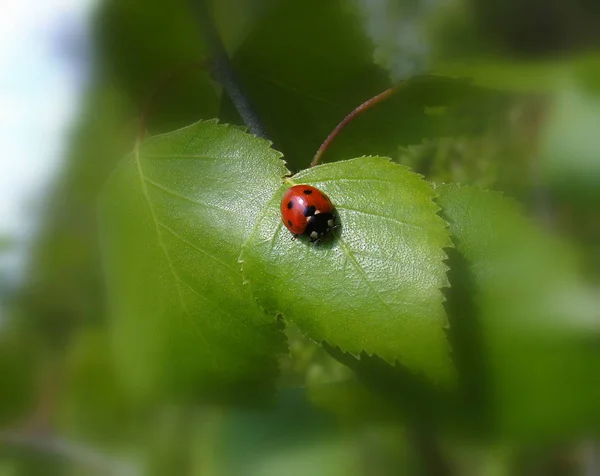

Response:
(540, 86), (600, 192)
(437, 184), (599, 334)
(59, 330), (136, 444)
(321, 345), (453, 427)
(241, 157), (453, 383)
(307, 379), (395, 425)
(437, 184), (600, 439)
(434, 54), (600, 93)
(0, 332), (35, 426)
(99, 120), (288, 403)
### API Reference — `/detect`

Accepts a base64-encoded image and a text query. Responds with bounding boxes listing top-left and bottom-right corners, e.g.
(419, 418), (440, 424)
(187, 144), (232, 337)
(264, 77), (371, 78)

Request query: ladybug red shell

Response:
(280, 185), (337, 242)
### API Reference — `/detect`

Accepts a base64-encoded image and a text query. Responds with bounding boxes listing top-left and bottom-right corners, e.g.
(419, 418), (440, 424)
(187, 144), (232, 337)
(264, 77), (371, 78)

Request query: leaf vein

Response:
(337, 236), (397, 319)
(143, 176), (234, 215)
(143, 154), (220, 160)
(269, 221), (284, 253)
(335, 205), (429, 233)
(157, 221), (238, 273)
(171, 272), (231, 320)
(310, 177), (405, 186)
(134, 147), (216, 363)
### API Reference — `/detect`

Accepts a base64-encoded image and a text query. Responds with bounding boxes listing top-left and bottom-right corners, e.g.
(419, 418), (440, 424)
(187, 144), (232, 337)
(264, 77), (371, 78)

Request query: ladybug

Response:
(281, 184), (337, 242)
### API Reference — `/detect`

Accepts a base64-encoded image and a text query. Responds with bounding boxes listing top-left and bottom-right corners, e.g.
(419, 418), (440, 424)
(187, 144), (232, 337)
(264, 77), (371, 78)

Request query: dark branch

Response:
(191, 0), (269, 139)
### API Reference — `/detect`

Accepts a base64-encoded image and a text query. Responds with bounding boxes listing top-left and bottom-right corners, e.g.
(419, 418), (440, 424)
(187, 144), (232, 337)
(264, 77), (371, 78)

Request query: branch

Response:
(310, 86), (398, 167)
(190, 0), (268, 139)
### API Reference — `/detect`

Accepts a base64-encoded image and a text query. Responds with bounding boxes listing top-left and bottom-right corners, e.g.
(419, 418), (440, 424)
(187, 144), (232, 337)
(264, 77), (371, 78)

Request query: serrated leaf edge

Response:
(138, 117), (291, 170)
(239, 156), (456, 382)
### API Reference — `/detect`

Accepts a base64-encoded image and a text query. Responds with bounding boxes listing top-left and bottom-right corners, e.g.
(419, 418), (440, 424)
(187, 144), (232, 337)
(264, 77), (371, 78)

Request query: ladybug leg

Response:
(291, 234), (298, 241)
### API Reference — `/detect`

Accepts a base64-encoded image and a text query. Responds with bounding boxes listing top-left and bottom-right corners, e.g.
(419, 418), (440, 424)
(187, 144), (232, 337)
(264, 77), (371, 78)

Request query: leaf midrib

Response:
(133, 146), (215, 361)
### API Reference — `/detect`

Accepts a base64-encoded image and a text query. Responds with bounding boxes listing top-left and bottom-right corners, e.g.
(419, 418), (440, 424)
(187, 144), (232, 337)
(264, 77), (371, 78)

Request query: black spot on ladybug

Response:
(303, 189), (313, 195)
(287, 201), (294, 209)
(304, 212), (336, 242)
(303, 205), (316, 217)
(287, 220), (293, 227)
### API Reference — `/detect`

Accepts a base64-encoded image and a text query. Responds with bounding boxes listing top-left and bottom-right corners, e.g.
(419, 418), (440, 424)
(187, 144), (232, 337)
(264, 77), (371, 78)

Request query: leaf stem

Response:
(310, 85), (400, 168)
(190, 0), (269, 139)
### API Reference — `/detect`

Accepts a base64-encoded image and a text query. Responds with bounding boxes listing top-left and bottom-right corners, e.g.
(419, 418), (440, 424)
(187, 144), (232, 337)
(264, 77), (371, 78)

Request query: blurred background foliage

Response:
(1, 0), (600, 474)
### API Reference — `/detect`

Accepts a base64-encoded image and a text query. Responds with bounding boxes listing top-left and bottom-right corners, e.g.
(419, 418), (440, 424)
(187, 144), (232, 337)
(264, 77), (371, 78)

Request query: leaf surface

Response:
(99, 120), (288, 402)
(241, 157), (453, 382)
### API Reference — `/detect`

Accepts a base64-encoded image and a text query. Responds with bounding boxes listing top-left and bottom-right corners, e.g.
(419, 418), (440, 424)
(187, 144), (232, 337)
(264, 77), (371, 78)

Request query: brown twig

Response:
(310, 86), (399, 168)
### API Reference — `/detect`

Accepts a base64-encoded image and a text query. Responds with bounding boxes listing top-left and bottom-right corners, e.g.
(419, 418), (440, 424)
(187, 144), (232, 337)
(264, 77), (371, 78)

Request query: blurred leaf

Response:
(0, 332), (35, 426)
(217, 388), (355, 476)
(435, 54), (600, 93)
(397, 134), (508, 189)
(307, 379), (393, 425)
(437, 184), (599, 334)
(16, 81), (135, 353)
(540, 86), (600, 193)
(212, 0), (290, 51)
(99, 120), (288, 404)
(59, 330), (136, 444)
(0, 448), (65, 476)
(319, 344), (460, 430)
(95, 0), (220, 133)
(538, 85), (600, 275)
(279, 322), (352, 389)
(246, 439), (360, 476)
(437, 184), (600, 440)
(435, 59), (575, 93)
(241, 157), (453, 383)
